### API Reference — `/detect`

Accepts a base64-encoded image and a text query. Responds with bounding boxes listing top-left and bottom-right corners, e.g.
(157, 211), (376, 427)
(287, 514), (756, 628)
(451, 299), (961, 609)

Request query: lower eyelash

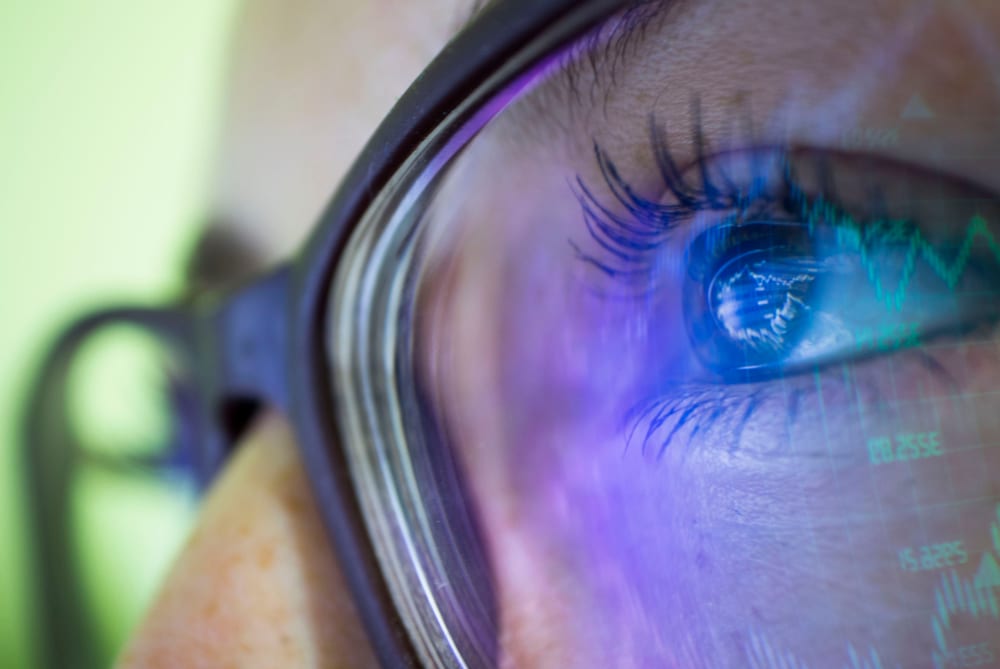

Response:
(627, 357), (911, 462)
(626, 385), (772, 460)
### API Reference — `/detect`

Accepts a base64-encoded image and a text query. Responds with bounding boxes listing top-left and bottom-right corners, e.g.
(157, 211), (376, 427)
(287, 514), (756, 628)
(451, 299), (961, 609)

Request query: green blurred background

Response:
(0, 2), (239, 666)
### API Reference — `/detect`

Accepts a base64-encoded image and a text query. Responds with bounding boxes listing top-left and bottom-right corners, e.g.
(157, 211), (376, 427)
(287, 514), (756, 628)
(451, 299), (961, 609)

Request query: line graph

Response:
(742, 506), (1000, 669)
(795, 191), (1000, 312)
(746, 629), (810, 669)
(744, 630), (896, 669)
(928, 504), (1000, 669)
(929, 569), (999, 651)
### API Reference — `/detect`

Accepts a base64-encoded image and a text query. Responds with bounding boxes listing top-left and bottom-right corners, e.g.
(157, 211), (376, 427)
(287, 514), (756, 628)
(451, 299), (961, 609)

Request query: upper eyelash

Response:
(569, 113), (795, 285)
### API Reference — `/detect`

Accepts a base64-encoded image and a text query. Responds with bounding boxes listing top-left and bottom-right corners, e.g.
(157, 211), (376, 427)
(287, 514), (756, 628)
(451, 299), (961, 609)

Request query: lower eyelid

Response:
(630, 341), (975, 466)
(627, 383), (792, 461)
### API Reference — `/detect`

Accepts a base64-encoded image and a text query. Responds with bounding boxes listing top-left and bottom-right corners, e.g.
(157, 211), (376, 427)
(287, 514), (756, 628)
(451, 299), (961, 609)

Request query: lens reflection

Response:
(323, 1), (1000, 666)
(406, 36), (1000, 669)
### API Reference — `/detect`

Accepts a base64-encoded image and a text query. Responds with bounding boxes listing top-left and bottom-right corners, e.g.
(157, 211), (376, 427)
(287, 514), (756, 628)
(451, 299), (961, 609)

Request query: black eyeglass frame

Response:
(24, 1), (634, 668)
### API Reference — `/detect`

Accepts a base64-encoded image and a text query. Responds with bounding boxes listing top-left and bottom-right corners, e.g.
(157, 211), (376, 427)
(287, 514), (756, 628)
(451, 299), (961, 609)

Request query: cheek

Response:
(488, 336), (1000, 667)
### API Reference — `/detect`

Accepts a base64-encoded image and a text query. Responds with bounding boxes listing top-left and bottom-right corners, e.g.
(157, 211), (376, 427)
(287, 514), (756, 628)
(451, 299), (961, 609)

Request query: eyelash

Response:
(623, 385), (770, 460)
(570, 113), (797, 287)
(571, 114), (941, 457)
(569, 114), (807, 454)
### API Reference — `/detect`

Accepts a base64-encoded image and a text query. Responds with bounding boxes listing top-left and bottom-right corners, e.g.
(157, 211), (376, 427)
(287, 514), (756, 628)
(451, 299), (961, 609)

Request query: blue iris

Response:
(684, 221), (824, 378)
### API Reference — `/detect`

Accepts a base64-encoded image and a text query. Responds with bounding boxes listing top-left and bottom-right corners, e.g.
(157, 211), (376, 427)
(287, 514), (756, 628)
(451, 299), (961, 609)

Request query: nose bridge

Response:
(206, 264), (294, 419)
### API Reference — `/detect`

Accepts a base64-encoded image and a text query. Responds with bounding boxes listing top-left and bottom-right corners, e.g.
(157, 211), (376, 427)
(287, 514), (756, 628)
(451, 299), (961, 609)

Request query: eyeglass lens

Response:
(366, 6), (1000, 665)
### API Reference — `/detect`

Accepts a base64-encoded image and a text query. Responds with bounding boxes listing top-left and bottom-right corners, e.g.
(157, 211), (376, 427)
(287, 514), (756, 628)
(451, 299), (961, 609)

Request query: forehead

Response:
(212, 0), (475, 261)
(210, 0), (1000, 261)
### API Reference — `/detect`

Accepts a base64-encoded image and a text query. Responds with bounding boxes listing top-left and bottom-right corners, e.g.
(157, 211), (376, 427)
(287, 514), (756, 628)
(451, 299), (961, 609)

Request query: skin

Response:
(118, 1), (462, 666)
(119, 0), (1000, 667)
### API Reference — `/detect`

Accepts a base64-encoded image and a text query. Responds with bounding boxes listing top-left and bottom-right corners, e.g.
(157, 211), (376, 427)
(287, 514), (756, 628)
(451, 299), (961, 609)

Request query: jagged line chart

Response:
(794, 191), (1000, 312)
(744, 505), (1000, 669)
(781, 0), (1000, 317)
(746, 630), (810, 669)
(929, 504), (1000, 669)
(745, 630), (896, 669)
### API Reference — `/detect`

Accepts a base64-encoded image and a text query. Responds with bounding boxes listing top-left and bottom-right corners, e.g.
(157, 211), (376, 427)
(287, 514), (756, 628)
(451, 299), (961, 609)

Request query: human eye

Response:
(608, 137), (1000, 352)
(564, 123), (1000, 456)
(404, 6), (1000, 668)
(580, 129), (1000, 372)
(439, 131), (1000, 666)
(686, 155), (1000, 379)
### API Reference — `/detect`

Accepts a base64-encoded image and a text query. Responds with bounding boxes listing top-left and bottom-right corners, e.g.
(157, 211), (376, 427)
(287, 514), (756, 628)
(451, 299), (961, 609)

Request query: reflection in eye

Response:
(684, 219), (829, 378)
(576, 126), (1000, 386)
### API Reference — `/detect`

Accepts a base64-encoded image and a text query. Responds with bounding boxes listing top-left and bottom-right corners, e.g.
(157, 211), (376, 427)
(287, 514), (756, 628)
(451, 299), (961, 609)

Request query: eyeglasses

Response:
(26, 0), (1000, 667)
(25, 2), (635, 667)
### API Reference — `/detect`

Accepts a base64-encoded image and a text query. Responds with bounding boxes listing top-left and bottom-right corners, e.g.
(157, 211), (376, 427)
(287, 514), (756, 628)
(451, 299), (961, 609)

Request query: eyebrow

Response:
(461, 0), (677, 62)
(565, 0), (679, 88)
(482, 0), (680, 138)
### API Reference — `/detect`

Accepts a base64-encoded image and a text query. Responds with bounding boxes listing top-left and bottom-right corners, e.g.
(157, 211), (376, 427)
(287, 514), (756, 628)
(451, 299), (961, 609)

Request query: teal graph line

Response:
(929, 504), (1000, 668)
(745, 630), (894, 669)
(845, 644), (890, 669)
(929, 569), (999, 649)
(746, 630), (810, 669)
(744, 491), (1000, 667)
(795, 192), (1000, 311)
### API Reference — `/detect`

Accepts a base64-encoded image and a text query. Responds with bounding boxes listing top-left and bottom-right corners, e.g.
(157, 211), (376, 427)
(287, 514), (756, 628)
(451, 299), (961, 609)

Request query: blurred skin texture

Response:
(119, 0), (1000, 667)
(117, 1), (460, 666)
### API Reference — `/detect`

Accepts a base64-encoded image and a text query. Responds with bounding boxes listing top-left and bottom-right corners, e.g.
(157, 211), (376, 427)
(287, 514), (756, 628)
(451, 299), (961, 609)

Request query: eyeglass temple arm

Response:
(23, 306), (195, 669)
(22, 264), (294, 669)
